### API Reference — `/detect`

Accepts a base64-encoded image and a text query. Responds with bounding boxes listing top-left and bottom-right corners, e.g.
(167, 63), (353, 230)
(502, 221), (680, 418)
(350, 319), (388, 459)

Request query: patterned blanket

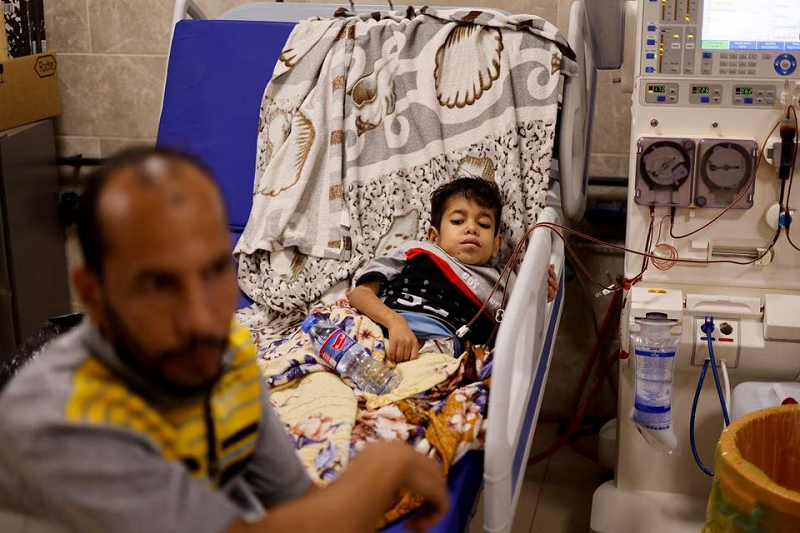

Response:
(259, 301), (492, 526)
(234, 7), (576, 345)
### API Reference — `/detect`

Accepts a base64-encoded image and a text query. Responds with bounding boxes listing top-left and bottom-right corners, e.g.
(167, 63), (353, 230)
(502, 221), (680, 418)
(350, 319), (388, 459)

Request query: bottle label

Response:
(633, 349), (676, 430)
(320, 330), (356, 366)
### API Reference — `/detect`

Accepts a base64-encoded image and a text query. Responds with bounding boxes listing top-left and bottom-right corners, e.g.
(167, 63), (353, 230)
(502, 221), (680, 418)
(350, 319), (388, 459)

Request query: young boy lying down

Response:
(349, 177), (558, 363)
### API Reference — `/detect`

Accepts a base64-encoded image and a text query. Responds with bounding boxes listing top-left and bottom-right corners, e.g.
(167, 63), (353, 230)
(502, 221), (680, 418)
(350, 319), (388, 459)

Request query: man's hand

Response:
(393, 445), (450, 533)
(229, 441), (449, 533)
(387, 316), (420, 363)
(356, 442), (449, 533)
(546, 264), (558, 303)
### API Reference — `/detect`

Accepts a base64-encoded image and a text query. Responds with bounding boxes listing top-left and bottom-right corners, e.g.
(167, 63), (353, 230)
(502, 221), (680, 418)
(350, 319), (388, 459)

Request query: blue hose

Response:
(690, 359), (714, 476)
(691, 316), (732, 476)
(703, 316), (731, 427)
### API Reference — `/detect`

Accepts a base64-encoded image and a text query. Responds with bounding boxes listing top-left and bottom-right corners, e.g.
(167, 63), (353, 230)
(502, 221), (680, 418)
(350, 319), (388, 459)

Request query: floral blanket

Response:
(259, 301), (492, 526)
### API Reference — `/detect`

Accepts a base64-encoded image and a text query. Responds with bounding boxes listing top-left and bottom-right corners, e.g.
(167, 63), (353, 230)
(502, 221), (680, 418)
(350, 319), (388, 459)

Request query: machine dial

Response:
(701, 143), (751, 190)
(640, 142), (691, 188)
(774, 53), (798, 76)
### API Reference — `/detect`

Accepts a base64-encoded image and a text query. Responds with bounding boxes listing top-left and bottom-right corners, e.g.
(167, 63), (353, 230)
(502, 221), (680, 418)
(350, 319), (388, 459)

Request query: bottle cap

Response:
(300, 315), (318, 334)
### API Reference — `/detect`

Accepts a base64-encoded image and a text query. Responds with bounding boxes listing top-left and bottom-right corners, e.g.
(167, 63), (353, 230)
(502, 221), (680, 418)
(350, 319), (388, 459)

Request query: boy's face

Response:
(428, 195), (501, 265)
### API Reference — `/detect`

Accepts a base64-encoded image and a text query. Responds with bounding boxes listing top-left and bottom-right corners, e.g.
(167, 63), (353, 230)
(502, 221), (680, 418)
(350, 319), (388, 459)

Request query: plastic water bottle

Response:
(630, 313), (681, 454)
(301, 316), (401, 395)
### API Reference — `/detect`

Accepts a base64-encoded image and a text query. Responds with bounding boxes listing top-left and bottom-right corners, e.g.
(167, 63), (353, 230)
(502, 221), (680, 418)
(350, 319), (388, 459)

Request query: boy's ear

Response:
(427, 226), (440, 244)
(492, 234), (502, 259)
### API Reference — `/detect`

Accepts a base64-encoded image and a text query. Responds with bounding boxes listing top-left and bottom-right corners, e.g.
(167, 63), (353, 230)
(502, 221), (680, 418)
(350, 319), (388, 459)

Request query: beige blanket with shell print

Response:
(234, 7), (576, 346)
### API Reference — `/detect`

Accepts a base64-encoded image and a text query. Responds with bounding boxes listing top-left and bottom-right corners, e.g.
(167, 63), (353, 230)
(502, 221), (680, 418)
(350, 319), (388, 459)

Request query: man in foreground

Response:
(0, 147), (448, 533)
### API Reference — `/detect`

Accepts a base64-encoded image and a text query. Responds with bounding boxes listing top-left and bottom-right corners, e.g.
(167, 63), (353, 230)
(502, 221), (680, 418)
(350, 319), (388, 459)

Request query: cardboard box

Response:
(0, 52), (61, 131)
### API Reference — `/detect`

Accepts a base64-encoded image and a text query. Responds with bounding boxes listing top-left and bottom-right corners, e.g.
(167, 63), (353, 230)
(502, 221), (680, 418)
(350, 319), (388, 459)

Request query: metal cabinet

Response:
(0, 120), (71, 362)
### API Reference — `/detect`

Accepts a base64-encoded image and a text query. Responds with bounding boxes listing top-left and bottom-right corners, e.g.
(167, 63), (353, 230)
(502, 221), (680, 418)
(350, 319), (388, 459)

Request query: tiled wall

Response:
(46, 0), (631, 176)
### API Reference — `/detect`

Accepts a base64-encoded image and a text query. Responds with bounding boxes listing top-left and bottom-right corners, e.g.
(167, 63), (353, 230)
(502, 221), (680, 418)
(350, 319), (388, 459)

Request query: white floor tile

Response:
(510, 476), (545, 533)
(469, 422), (612, 533)
(529, 433), (612, 533)
(0, 511), (26, 533)
(468, 490), (485, 533)
(23, 517), (68, 533)
(468, 468), (548, 533)
(529, 478), (598, 533)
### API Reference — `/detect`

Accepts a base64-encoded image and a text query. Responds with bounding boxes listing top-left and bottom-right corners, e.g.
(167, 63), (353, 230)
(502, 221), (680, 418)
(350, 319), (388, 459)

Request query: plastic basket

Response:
(704, 405), (800, 533)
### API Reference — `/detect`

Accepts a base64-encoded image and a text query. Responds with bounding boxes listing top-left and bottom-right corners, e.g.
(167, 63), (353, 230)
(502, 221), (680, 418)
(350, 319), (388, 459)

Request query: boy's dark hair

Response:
(76, 146), (219, 277)
(430, 177), (503, 234)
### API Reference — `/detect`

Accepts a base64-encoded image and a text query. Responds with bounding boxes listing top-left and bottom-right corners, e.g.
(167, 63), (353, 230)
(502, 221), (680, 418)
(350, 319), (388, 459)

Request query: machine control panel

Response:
(689, 83), (722, 104)
(640, 0), (800, 80)
(645, 82), (680, 104)
(732, 84), (776, 106)
(640, 80), (778, 107)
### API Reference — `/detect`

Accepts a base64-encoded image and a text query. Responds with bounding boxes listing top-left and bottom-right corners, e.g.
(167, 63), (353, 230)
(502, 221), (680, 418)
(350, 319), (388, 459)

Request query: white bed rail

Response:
(483, 206), (564, 533)
(559, 0), (595, 222)
(172, 0), (208, 25)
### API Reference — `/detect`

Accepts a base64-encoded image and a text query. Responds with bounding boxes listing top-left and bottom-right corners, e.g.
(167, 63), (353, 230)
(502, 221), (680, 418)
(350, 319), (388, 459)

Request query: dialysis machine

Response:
(592, 1), (800, 531)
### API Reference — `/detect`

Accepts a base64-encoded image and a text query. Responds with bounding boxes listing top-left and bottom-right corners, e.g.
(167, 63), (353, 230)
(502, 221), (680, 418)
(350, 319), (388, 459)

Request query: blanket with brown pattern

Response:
(234, 7), (575, 345)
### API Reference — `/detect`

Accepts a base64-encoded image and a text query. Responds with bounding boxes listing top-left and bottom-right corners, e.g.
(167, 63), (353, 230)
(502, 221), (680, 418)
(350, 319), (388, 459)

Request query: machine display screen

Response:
(701, 0), (800, 51)
(692, 86), (711, 94)
(735, 86), (754, 95)
(648, 85), (667, 93)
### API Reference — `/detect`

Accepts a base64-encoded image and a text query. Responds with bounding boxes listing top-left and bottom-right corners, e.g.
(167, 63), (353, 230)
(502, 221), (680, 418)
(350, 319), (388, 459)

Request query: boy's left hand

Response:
(546, 264), (558, 303)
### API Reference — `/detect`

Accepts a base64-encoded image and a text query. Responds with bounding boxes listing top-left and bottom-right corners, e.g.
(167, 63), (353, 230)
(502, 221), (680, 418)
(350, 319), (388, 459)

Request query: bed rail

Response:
(484, 206), (565, 533)
(172, 0), (207, 25)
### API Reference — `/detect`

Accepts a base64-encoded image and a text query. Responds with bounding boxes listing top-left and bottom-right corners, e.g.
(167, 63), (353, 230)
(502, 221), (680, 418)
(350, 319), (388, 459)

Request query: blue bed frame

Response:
(157, 15), (565, 533)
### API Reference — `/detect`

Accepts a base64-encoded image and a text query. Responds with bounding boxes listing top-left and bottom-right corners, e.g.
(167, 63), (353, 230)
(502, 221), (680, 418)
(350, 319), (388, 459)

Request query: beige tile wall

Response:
(47, 0), (630, 175)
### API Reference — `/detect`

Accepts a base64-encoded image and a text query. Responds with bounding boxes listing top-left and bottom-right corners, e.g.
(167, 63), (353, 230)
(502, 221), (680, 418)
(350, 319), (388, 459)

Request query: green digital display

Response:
(648, 85), (667, 94)
(692, 86), (711, 94)
(735, 87), (754, 95)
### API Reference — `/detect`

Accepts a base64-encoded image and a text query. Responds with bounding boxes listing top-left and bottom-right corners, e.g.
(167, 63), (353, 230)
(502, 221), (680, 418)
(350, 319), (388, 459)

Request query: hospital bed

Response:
(157, 2), (615, 531)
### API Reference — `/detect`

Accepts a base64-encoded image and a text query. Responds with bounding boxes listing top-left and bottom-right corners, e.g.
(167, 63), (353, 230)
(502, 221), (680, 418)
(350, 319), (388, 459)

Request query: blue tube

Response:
(690, 359), (714, 476)
(703, 316), (731, 427)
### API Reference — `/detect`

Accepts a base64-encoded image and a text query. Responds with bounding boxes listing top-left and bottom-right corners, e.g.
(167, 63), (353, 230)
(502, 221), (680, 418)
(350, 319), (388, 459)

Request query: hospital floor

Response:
(469, 422), (613, 533)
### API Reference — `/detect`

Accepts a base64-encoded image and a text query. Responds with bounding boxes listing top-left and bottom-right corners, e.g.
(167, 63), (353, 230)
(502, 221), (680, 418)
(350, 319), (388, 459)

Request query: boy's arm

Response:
(349, 281), (420, 362)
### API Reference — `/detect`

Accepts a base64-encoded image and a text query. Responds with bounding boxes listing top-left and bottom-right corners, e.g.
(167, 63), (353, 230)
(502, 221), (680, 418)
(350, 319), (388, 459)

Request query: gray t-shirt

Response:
(0, 320), (310, 533)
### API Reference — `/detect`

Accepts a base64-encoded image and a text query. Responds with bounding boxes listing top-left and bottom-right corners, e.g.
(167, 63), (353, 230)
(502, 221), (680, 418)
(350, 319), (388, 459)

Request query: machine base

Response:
(590, 481), (707, 533)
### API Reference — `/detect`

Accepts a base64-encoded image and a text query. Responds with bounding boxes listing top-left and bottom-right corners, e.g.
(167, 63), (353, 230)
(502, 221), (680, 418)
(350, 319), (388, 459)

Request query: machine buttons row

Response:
(719, 69), (758, 75)
(719, 52), (762, 60)
(719, 61), (758, 68)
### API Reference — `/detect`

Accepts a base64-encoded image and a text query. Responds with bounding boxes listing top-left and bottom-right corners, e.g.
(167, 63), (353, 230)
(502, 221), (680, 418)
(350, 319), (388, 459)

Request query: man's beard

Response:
(102, 302), (228, 398)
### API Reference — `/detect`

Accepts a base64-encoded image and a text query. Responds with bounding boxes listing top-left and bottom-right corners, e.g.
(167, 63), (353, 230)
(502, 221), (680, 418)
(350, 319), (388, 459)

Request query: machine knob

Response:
(774, 53), (797, 76)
